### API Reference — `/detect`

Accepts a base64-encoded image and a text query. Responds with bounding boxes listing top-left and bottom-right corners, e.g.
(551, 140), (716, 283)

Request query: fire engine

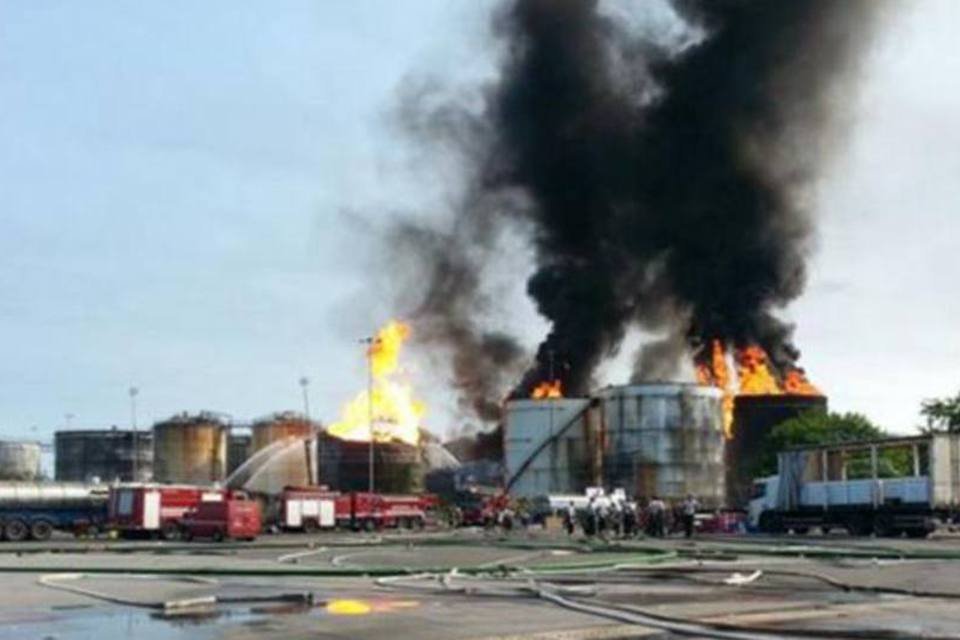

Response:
(278, 486), (436, 532)
(108, 484), (229, 540)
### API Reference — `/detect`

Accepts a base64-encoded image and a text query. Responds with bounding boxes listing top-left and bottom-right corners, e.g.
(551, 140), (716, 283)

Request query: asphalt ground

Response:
(1, 529), (959, 639)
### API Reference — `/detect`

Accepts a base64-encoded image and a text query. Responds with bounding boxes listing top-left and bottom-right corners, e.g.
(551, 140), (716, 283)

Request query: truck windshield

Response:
(750, 482), (766, 499)
(117, 490), (134, 516)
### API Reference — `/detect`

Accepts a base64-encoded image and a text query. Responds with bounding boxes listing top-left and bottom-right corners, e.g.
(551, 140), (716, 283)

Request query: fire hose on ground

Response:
(374, 569), (960, 640)
(36, 572), (315, 613)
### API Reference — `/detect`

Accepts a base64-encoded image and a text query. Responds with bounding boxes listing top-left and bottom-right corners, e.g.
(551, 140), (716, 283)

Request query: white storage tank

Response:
(0, 441), (42, 481)
(596, 383), (725, 507)
(504, 397), (596, 498)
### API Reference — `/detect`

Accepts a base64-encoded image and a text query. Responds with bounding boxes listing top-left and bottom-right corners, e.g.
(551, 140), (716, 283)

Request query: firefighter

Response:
(681, 494), (700, 538)
(564, 501), (577, 536)
(646, 496), (666, 538)
(622, 501), (637, 538)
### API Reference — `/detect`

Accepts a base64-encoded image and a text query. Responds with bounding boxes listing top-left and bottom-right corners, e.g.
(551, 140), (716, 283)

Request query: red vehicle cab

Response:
(180, 498), (261, 542)
(108, 484), (227, 540)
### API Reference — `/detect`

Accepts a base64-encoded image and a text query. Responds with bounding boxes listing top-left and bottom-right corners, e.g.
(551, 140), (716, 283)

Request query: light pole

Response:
(299, 376), (311, 420)
(129, 386), (139, 481)
(360, 336), (380, 493)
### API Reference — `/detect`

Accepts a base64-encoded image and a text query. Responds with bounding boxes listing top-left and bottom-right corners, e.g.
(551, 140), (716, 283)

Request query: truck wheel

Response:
(29, 520), (53, 542)
(363, 519), (376, 532)
(414, 517), (425, 530)
(4, 519), (29, 542)
(844, 514), (872, 536)
(181, 528), (193, 542)
(161, 522), (181, 541)
(212, 529), (224, 543)
(303, 519), (320, 534)
(758, 512), (783, 534)
(906, 527), (929, 539)
(872, 513), (895, 537)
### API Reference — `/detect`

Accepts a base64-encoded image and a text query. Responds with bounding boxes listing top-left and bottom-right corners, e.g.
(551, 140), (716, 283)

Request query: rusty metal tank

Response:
(318, 434), (423, 494)
(55, 429), (152, 482)
(725, 394), (828, 508)
(251, 412), (316, 452)
(597, 383), (726, 507)
(0, 441), (41, 481)
(152, 413), (228, 484)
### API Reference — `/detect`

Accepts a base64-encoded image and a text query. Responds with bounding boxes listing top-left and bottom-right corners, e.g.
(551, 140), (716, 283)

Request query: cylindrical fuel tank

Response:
(0, 441), (41, 481)
(598, 383), (726, 508)
(251, 412), (315, 453)
(504, 398), (595, 498)
(318, 434), (423, 494)
(0, 482), (108, 508)
(726, 394), (828, 508)
(55, 429), (153, 483)
(152, 413), (228, 484)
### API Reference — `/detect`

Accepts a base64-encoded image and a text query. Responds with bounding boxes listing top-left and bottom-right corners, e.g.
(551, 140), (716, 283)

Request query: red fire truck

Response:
(279, 486), (338, 532)
(180, 498), (261, 542)
(278, 487), (435, 532)
(108, 484), (229, 540)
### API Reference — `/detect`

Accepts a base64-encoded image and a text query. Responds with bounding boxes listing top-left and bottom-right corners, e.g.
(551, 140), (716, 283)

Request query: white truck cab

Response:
(747, 476), (778, 530)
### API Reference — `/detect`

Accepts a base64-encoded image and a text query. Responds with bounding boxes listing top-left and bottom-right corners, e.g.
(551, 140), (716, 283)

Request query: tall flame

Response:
(531, 379), (563, 399)
(326, 320), (424, 446)
(696, 340), (820, 438)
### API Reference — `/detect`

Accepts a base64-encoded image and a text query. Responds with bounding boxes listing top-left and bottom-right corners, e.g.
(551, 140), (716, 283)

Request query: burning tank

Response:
(726, 393), (828, 507)
(55, 429), (152, 482)
(503, 381), (725, 506)
(598, 383), (726, 507)
(318, 433), (423, 494)
(152, 412), (228, 484)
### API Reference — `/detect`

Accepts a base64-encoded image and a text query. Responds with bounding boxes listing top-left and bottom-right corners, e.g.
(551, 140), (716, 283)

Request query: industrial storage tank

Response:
(54, 429), (152, 482)
(504, 397), (597, 498)
(318, 434), (424, 494)
(152, 413), (228, 484)
(227, 432), (252, 476)
(251, 412), (316, 452)
(726, 394), (828, 508)
(597, 383), (726, 507)
(0, 441), (41, 481)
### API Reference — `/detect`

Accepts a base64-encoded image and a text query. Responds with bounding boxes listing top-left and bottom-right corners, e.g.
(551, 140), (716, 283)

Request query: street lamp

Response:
(299, 376), (311, 420)
(360, 336), (381, 493)
(129, 386), (139, 481)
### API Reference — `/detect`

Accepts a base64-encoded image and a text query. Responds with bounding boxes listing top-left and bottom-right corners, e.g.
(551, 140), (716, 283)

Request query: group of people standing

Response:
(563, 494), (700, 539)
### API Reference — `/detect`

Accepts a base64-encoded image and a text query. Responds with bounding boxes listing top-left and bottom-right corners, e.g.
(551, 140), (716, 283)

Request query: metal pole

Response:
(360, 337), (378, 494)
(129, 386), (139, 481)
(368, 347), (374, 493)
(299, 376), (311, 420)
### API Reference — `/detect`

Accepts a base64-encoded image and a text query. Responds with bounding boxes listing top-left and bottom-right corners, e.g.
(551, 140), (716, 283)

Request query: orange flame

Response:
(531, 379), (563, 399)
(697, 340), (820, 438)
(326, 320), (424, 446)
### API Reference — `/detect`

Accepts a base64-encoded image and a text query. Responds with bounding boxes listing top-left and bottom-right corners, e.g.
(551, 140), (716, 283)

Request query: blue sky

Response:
(1, 1), (959, 443)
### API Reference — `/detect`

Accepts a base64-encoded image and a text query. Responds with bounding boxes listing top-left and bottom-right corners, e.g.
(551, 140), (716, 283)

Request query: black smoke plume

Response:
(395, 0), (883, 415)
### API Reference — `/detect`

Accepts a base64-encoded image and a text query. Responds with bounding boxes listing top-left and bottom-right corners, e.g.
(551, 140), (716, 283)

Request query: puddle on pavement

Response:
(0, 596), (423, 639)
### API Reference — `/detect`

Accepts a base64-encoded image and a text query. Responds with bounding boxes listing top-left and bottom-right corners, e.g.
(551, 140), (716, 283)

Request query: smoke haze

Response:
(393, 0), (884, 421)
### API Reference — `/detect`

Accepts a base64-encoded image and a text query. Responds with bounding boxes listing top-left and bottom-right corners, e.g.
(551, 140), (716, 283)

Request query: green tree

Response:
(920, 391), (960, 432)
(754, 410), (885, 477)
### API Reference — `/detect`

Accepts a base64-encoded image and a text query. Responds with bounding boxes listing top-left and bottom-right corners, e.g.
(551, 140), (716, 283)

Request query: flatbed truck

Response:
(749, 432), (960, 537)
